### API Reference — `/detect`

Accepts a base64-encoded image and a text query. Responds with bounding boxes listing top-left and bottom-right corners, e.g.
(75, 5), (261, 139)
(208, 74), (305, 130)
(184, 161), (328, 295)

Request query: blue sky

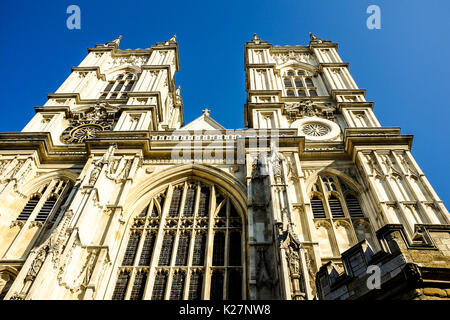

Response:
(0, 0), (449, 206)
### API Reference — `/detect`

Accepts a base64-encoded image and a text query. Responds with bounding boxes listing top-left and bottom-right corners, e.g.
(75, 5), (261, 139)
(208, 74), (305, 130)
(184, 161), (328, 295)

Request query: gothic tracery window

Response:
(311, 174), (376, 258)
(112, 180), (245, 300)
(99, 72), (137, 100)
(17, 179), (73, 224)
(283, 69), (318, 97)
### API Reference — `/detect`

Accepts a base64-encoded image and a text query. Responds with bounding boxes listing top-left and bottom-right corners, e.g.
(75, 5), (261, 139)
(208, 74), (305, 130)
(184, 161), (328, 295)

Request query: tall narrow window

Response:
(283, 69), (319, 97)
(112, 271), (130, 300)
(129, 271), (147, 300)
(198, 186), (210, 217)
(169, 188), (182, 217)
(311, 197), (326, 218)
(170, 272), (185, 300)
(346, 194), (364, 218)
(212, 232), (225, 266)
(17, 195), (40, 221)
(329, 196), (345, 218)
(122, 233), (141, 266)
(210, 271), (224, 300)
(183, 187), (196, 217)
(35, 196), (57, 222)
(228, 270), (242, 300)
(229, 232), (241, 266)
(192, 232), (206, 266)
(100, 73), (136, 100)
(175, 232), (190, 266)
(159, 232), (174, 266)
(152, 272), (168, 300)
(188, 271), (203, 300)
(139, 232), (156, 266)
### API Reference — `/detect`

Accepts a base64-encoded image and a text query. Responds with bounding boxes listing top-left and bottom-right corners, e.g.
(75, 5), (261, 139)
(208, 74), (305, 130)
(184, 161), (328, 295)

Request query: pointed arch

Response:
(123, 164), (247, 224)
(305, 168), (363, 196)
(110, 164), (248, 300)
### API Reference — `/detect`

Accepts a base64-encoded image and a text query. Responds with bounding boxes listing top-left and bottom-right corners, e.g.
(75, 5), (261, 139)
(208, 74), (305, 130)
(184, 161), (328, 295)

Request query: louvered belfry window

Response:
(112, 180), (245, 300)
(311, 174), (374, 256)
(17, 196), (40, 221)
(329, 196), (345, 218)
(346, 194), (365, 218)
(17, 179), (73, 223)
(311, 196), (326, 218)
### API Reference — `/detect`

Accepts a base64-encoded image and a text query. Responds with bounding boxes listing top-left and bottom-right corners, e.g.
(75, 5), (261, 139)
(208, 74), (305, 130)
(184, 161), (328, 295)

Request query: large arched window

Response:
(112, 179), (245, 300)
(311, 174), (376, 258)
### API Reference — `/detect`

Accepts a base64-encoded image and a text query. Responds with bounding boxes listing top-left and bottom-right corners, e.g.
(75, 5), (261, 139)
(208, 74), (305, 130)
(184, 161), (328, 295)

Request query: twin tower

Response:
(0, 34), (448, 300)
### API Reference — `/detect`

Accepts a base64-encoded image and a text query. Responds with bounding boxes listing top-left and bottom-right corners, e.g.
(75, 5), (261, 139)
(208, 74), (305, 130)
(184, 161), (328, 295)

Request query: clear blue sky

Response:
(0, 0), (449, 206)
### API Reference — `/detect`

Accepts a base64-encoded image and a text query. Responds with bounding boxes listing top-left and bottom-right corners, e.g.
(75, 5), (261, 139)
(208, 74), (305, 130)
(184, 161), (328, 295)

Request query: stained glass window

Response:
(175, 232), (190, 266)
(183, 187), (196, 217)
(159, 232), (174, 266)
(210, 271), (224, 300)
(115, 180), (245, 300)
(228, 270), (242, 300)
(212, 232), (225, 266)
(229, 232), (241, 266)
(192, 232), (206, 266)
(170, 272), (185, 300)
(152, 272), (168, 300)
(129, 271), (147, 300)
(198, 186), (210, 217)
(122, 233), (141, 266)
(169, 188), (182, 217)
(139, 232), (156, 266)
(112, 271), (130, 300)
(188, 271), (203, 300)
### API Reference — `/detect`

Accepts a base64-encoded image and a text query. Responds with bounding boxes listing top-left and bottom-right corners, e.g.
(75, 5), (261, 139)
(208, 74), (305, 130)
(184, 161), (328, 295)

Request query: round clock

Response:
(60, 121), (112, 144)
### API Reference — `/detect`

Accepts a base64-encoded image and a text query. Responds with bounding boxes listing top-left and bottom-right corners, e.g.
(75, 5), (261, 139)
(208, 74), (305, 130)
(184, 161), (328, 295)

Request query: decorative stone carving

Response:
(26, 245), (50, 282)
(285, 100), (336, 121)
(272, 51), (318, 67)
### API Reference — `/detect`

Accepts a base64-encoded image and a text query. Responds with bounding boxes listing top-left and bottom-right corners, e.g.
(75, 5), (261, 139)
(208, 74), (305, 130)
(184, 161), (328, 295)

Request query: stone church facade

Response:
(0, 34), (448, 300)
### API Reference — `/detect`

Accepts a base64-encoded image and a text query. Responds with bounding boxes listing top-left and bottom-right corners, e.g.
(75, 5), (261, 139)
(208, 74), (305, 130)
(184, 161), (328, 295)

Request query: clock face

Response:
(60, 121), (112, 144)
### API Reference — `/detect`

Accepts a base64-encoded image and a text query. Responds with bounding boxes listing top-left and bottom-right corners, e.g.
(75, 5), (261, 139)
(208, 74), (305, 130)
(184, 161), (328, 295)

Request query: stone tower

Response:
(0, 34), (448, 300)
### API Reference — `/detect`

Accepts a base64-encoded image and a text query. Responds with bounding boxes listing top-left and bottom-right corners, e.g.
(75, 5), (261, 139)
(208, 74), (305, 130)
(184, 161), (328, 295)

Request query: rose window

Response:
(302, 123), (330, 137)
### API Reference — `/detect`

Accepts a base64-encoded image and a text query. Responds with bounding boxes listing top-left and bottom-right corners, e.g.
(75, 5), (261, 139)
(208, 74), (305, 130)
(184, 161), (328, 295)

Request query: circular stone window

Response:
(290, 117), (341, 141)
(301, 123), (330, 137)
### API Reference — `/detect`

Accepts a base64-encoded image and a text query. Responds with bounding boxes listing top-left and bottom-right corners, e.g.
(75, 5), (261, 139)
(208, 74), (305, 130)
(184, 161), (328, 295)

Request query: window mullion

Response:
(203, 184), (214, 300)
(143, 187), (171, 300)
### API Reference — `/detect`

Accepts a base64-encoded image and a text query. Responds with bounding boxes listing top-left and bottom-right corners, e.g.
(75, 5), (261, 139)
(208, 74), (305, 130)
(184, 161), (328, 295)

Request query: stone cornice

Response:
(330, 89), (366, 99)
(337, 101), (374, 111)
(71, 66), (106, 81)
(344, 127), (414, 161)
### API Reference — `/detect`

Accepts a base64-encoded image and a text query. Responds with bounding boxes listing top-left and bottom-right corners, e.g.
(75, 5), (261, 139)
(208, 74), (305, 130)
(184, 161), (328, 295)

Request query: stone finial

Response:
(253, 33), (260, 41)
(202, 108), (211, 117)
(164, 34), (177, 45)
(112, 35), (122, 46)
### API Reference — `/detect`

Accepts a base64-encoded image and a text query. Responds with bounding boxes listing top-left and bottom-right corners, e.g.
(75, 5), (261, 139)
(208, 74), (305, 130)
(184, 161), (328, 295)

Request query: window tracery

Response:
(99, 72), (137, 100)
(283, 69), (318, 97)
(112, 180), (245, 300)
(311, 174), (376, 257)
